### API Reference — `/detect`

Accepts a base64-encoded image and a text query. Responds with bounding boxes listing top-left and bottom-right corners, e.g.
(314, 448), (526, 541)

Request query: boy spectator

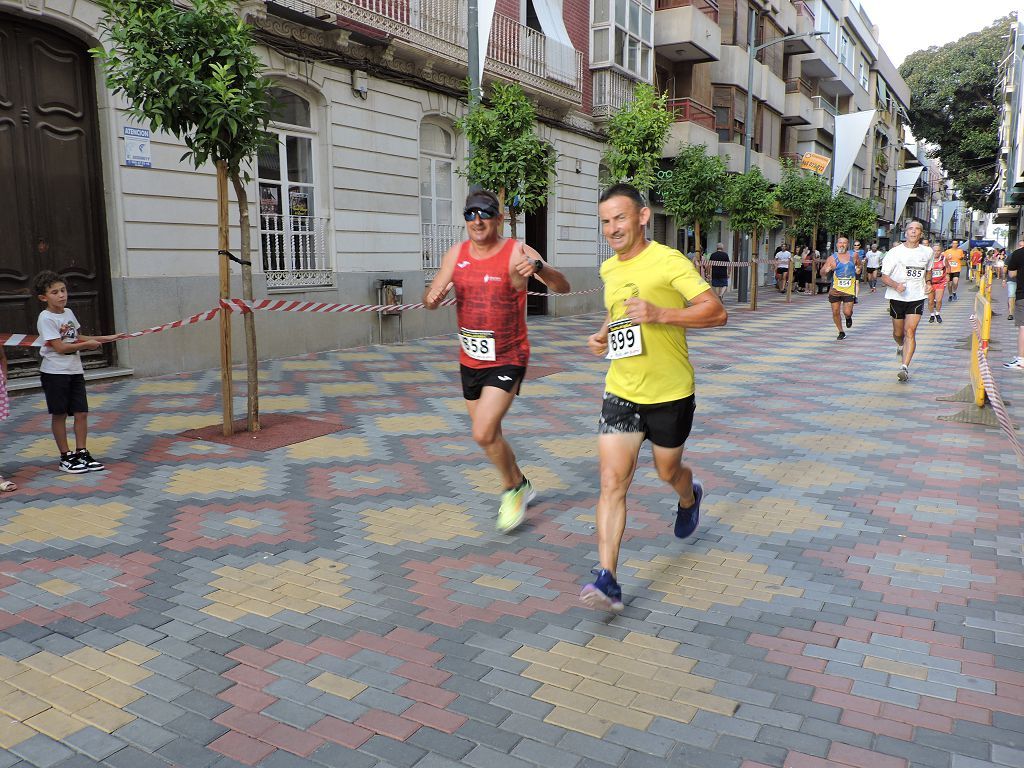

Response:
(33, 271), (118, 473)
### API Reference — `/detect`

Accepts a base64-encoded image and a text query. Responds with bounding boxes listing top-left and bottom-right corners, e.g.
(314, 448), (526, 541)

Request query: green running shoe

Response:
(497, 478), (535, 533)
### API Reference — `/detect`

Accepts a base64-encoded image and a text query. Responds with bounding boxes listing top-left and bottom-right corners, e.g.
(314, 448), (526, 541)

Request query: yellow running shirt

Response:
(601, 241), (711, 404)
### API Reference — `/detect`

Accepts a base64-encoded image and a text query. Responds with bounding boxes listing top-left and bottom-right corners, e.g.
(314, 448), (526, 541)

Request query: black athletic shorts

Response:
(40, 372), (89, 416)
(889, 299), (925, 319)
(829, 293), (856, 303)
(949, 271), (961, 279)
(460, 364), (525, 401)
(598, 392), (695, 449)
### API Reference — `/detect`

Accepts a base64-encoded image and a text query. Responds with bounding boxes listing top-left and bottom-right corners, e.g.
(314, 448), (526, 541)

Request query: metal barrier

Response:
(969, 268), (994, 407)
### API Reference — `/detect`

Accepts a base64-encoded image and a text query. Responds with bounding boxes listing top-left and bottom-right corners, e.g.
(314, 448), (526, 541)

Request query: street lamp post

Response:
(736, 9), (826, 302)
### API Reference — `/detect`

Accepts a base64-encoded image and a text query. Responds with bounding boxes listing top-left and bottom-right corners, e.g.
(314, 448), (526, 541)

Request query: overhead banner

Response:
(832, 110), (876, 194)
(894, 166), (924, 224)
(800, 152), (830, 175)
(478, 0), (497, 87)
(941, 201), (959, 237)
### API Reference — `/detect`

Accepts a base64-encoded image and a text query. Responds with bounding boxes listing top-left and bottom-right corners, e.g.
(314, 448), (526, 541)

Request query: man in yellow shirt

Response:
(581, 184), (728, 612)
(944, 240), (965, 302)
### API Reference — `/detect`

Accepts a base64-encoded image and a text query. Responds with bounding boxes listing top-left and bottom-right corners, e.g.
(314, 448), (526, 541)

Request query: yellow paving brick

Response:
(98, 661), (151, 686)
(677, 690), (739, 716)
(621, 632), (678, 654)
(599, 655), (660, 679)
(637, 649), (697, 672)
(37, 578), (79, 596)
(586, 635), (632, 656)
(631, 694), (698, 723)
(308, 673), (367, 700)
(532, 685), (599, 714)
(543, 706), (611, 738)
(308, 594), (353, 611)
(108, 642), (160, 665)
(272, 598), (321, 615)
(25, 708), (85, 740)
(88, 679), (145, 708)
(66, 647), (111, 670)
(521, 664), (584, 690)
(588, 700), (653, 731)
(235, 599), (282, 618)
(547, 642), (606, 665)
(21, 652), (73, 675)
(0, 690), (48, 720)
(559, 658), (621, 685)
(512, 647), (562, 668)
(0, 659), (22, 681)
(0, 716), (36, 748)
(269, 582), (311, 600)
(575, 679), (635, 707)
(51, 665), (107, 692)
(72, 700), (135, 732)
(201, 603), (248, 622)
(615, 673), (679, 700)
(472, 575), (520, 591)
(864, 656), (929, 680)
(41, 687), (99, 715)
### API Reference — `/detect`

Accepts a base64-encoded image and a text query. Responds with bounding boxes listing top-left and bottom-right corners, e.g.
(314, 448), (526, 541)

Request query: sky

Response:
(856, 0), (1019, 65)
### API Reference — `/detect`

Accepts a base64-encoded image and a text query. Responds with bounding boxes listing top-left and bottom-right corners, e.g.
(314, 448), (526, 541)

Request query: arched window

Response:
(258, 87), (329, 288)
(420, 120), (456, 269)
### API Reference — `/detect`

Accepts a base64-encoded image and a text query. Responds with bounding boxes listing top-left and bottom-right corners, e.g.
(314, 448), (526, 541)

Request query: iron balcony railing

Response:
(665, 97), (716, 131)
(260, 213), (333, 290)
(786, 77), (815, 98)
(653, 0), (719, 22)
(271, 0), (583, 96)
(593, 69), (638, 120)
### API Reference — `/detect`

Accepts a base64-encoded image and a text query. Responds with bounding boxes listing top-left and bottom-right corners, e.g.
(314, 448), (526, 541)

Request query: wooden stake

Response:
(217, 160), (234, 437)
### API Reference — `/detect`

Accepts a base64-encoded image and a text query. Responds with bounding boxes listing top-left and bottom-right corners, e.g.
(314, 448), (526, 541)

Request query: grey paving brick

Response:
(63, 726), (125, 761)
(8, 734), (73, 768)
(163, 712), (227, 745)
(408, 727), (475, 761)
(463, 745), (534, 768)
(491, 691), (554, 719)
(604, 725), (674, 757)
(308, 743), (378, 768)
(360, 735), (427, 768)
(992, 744), (1024, 767)
(873, 735), (953, 768)
(801, 717), (873, 748)
(353, 687), (414, 714)
(454, 721), (522, 753)
(106, 745), (181, 768)
(646, 719), (717, 749)
(173, 690), (232, 718)
(448, 696), (508, 726)
(124, 696), (187, 725)
(556, 732), (628, 765)
(951, 758), (1000, 768)
(690, 711), (761, 740)
(512, 738), (580, 768)
(849, 680), (920, 707)
(261, 699), (325, 728)
(755, 724), (831, 757)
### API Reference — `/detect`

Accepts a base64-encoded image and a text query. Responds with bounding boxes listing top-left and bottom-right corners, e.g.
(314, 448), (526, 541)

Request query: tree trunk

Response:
(811, 223), (820, 296)
(694, 220), (703, 278)
(230, 171), (260, 434)
(216, 160), (233, 437)
(750, 227), (758, 312)
(786, 233), (796, 303)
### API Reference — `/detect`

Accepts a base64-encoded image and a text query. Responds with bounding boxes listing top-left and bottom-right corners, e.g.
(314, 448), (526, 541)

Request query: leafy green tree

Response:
(826, 192), (878, 247)
(776, 161), (831, 300)
(658, 144), (729, 264)
(93, 0), (272, 435)
(725, 167), (780, 310)
(899, 14), (1013, 208)
(457, 82), (556, 239)
(602, 83), (672, 198)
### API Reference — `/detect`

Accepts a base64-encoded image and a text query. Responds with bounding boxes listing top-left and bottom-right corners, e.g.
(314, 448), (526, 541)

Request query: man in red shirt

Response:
(425, 189), (570, 532)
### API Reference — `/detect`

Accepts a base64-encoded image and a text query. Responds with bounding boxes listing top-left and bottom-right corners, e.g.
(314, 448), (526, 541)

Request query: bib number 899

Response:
(606, 321), (643, 360)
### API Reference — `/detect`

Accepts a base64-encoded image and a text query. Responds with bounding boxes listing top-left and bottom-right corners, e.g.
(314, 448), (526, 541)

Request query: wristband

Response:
(532, 259), (544, 273)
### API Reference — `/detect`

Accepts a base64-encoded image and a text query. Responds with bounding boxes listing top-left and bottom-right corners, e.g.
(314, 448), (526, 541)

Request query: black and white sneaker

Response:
(76, 450), (105, 472)
(897, 365), (910, 382)
(837, 331), (846, 341)
(936, 314), (943, 324)
(59, 452), (89, 474)
(846, 316), (853, 328)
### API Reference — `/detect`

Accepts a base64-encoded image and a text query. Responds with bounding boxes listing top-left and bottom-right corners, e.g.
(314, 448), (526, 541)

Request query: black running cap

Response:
(464, 190), (500, 216)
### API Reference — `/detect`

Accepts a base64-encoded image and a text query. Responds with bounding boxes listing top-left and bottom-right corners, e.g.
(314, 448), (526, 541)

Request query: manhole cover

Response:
(702, 363), (732, 371)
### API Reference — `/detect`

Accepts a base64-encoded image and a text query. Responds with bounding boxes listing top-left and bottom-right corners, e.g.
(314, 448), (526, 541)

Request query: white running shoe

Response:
(897, 365), (910, 382)
(1005, 357), (1024, 370)
(896, 345), (904, 360)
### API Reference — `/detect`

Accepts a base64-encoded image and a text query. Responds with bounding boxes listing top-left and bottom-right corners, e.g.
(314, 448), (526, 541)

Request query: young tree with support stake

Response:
(457, 82), (557, 239)
(658, 144), (729, 277)
(777, 161), (832, 303)
(93, 0), (272, 436)
(725, 168), (780, 311)
(602, 83), (672, 201)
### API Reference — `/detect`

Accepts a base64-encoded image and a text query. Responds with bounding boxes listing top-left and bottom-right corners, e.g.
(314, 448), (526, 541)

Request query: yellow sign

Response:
(800, 152), (831, 175)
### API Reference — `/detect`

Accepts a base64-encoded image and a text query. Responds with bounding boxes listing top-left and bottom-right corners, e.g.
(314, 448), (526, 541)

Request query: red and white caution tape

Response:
(1, 307), (221, 348)
(970, 314), (1024, 465)
(220, 297), (457, 315)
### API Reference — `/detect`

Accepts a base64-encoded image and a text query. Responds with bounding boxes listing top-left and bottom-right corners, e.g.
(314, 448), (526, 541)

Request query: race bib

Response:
(905, 267), (925, 280)
(459, 328), (496, 361)
(834, 275), (856, 295)
(932, 268), (945, 279)
(606, 318), (643, 360)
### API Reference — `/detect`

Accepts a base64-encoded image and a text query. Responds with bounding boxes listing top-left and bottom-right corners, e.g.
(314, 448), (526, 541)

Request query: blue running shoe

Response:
(579, 568), (624, 612)
(675, 481), (703, 539)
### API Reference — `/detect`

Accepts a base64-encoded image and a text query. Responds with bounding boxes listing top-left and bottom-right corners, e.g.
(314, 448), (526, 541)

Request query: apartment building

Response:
(993, 12), (1024, 245)
(0, 0), (607, 377)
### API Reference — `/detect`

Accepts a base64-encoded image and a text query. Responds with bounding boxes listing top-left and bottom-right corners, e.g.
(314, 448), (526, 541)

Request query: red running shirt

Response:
(452, 238), (529, 369)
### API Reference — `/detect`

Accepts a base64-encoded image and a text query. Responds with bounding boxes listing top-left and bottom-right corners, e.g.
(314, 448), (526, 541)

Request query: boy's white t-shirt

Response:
(883, 244), (933, 302)
(37, 308), (84, 375)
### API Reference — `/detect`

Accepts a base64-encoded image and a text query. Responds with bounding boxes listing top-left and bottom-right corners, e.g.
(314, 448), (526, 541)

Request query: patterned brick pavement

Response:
(0, 281), (1021, 768)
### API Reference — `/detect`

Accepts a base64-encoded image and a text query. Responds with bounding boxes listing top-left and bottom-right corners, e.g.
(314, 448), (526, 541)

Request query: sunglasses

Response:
(463, 208), (497, 221)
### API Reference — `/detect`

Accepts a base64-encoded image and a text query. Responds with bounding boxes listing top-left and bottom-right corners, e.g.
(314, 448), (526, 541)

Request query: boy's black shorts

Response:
(40, 373), (89, 416)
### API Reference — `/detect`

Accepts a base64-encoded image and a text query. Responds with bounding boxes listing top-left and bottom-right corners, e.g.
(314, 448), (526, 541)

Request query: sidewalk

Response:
(0, 283), (1021, 768)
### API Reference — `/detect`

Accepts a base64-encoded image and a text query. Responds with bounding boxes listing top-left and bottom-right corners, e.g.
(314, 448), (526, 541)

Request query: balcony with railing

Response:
(592, 69), (638, 121)
(784, 77), (814, 125)
(793, 0), (815, 35)
(653, 0), (721, 62)
(260, 213), (333, 290)
(265, 0), (584, 107)
(663, 97), (718, 155)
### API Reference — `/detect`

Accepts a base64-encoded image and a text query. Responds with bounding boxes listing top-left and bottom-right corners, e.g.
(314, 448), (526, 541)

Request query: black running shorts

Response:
(459, 364), (525, 401)
(598, 393), (695, 449)
(40, 373), (89, 416)
(889, 299), (925, 319)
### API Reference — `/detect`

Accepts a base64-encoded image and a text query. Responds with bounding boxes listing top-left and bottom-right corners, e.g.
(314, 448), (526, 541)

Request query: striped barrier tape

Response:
(970, 313), (1024, 465)
(1, 307), (221, 349)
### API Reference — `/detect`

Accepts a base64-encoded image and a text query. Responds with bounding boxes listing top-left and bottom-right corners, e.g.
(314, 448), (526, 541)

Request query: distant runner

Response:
(928, 243), (949, 324)
(820, 237), (860, 340)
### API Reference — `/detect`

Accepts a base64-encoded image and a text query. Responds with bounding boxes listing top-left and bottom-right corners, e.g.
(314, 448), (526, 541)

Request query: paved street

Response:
(0, 280), (1022, 768)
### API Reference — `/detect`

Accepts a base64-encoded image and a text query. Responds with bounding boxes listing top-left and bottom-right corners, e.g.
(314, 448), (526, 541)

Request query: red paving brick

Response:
(828, 743), (907, 768)
(209, 731), (276, 766)
(309, 717), (374, 749)
(261, 722), (325, 756)
(355, 709), (422, 741)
